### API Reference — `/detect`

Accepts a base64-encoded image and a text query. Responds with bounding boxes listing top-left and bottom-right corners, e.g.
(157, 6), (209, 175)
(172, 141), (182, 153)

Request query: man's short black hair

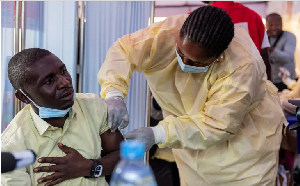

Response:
(180, 6), (234, 57)
(266, 13), (282, 22)
(8, 48), (52, 91)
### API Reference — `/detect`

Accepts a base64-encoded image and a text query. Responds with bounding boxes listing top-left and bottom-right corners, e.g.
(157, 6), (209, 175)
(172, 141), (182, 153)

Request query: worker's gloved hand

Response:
(105, 96), (129, 132)
(123, 126), (165, 151)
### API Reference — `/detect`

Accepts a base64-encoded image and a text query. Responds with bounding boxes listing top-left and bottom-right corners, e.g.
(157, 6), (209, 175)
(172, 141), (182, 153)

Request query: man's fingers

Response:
(37, 157), (64, 165)
(37, 172), (62, 184)
(57, 143), (73, 154)
(44, 178), (65, 186)
(34, 165), (62, 173)
(119, 114), (129, 129)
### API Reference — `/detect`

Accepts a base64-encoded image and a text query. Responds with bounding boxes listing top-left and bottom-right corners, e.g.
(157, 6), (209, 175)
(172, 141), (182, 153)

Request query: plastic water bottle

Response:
(110, 141), (157, 186)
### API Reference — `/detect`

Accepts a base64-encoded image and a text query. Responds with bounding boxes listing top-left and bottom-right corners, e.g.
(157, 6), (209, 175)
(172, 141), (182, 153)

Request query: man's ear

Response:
(15, 90), (30, 104)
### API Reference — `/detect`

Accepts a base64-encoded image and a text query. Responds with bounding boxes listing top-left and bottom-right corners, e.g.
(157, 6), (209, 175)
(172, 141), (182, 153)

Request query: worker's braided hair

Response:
(8, 48), (52, 91)
(180, 6), (234, 57)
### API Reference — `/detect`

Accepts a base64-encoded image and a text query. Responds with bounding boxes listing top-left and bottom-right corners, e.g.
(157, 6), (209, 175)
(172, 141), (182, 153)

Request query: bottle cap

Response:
(120, 141), (145, 160)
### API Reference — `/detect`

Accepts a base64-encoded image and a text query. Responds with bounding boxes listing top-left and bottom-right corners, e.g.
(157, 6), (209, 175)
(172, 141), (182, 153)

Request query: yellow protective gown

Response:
(98, 14), (287, 186)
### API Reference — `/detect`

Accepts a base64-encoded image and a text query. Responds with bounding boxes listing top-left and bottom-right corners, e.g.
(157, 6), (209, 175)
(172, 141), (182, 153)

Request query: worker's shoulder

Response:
(226, 27), (262, 65)
(1, 107), (31, 147)
(233, 27), (256, 48)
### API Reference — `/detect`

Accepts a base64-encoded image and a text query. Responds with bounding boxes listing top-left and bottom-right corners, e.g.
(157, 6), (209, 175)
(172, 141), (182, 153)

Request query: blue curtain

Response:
(24, 1), (44, 49)
(1, 1), (15, 132)
(83, 1), (151, 132)
(24, 1), (77, 86)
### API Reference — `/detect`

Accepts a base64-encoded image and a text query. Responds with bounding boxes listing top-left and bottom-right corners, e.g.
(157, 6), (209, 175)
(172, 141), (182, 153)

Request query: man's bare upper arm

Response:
(100, 130), (124, 155)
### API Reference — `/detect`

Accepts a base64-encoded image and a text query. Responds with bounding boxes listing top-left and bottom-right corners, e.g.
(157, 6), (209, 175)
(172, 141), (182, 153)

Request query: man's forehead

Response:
(267, 15), (282, 22)
(26, 55), (64, 79)
(27, 55), (63, 70)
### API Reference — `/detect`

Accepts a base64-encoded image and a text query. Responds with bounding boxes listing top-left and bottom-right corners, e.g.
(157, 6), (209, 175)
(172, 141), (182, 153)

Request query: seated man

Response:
(1, 48), (123, 186)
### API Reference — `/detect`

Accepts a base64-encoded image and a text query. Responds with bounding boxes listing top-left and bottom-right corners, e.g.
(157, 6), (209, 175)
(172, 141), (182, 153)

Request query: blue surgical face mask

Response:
(19, 89), (75, 119)
(175, 48), (211, 73)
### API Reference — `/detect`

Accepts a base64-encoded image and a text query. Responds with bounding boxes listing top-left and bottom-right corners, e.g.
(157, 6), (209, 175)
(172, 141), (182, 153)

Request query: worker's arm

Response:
(97, 15), (187, 99)
(270, 33), (296, 65)
(1, 136), (32, 186)
(98, 24), (156, 99)
(157, 63), (261, 150)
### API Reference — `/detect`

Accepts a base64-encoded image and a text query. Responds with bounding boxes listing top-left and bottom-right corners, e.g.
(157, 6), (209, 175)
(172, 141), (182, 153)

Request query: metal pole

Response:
(21, 1), (25, 50)
(144, 0), (155, 165)
(78, 1), (85, 93)
(74, 1), (80, 93)
(14, 2), (19, 55)
(150, 1), (155, 25)
(14, 1), (20, 116)
(19, 1), (25, 110)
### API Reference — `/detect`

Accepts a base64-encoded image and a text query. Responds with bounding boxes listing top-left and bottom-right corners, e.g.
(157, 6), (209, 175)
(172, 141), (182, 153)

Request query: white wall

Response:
(154, 1), (267, 18)
(242, 2), (266, 18)
(154, 1), (207, 17)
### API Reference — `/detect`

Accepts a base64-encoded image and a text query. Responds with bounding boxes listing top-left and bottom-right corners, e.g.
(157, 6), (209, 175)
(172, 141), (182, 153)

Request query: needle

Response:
(119, 129), (127, 142)
(118, 121), (127, 142)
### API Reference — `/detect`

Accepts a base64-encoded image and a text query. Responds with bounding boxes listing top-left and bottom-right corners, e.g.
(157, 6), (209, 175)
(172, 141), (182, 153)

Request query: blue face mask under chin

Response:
(175, 48), (211, 73)
(19, 89), (76, 119)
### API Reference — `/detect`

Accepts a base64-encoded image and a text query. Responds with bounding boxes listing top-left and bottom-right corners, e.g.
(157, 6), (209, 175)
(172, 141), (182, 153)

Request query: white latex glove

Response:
(123, 126), (165, 151)
(105, 94), (129, 132)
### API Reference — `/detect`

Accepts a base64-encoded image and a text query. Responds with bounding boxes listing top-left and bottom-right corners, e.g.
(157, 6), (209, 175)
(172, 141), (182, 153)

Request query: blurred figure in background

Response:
(266, 13), (297, 91)
(192, 1), (272, 80)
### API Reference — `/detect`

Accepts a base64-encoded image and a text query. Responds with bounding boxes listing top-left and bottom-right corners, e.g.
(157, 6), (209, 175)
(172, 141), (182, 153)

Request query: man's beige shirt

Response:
(1, 93), (109, 186)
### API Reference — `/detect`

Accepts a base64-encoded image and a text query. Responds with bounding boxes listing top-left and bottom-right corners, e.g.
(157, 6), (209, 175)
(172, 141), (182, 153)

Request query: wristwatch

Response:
(84, 159), (103, 178)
